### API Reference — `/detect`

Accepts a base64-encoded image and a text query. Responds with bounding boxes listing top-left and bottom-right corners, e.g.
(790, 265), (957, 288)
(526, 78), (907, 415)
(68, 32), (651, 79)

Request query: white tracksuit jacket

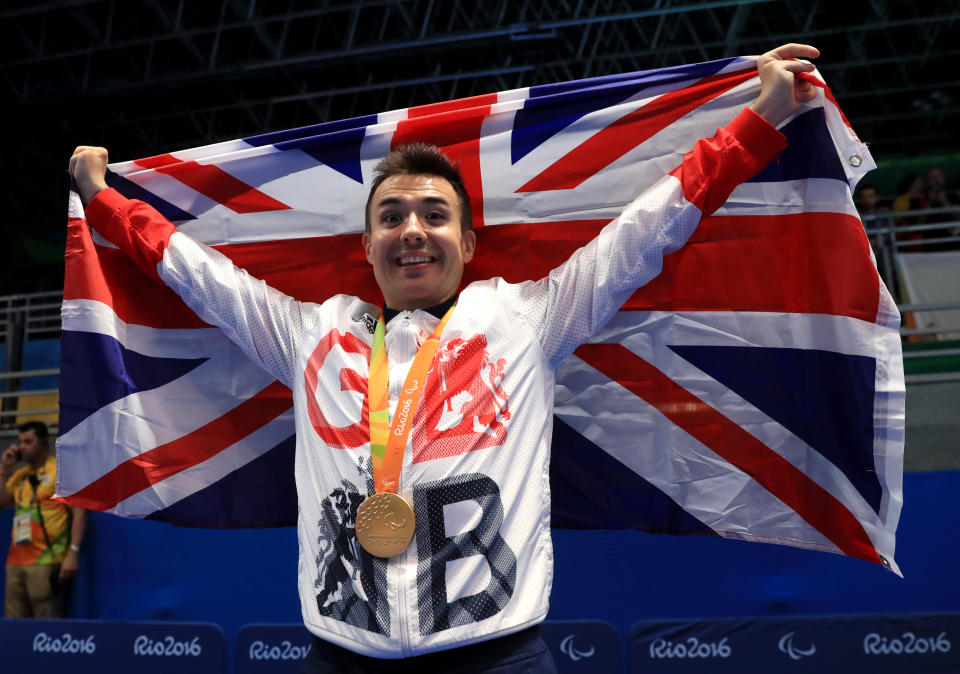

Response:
(84, 109), (785, 658)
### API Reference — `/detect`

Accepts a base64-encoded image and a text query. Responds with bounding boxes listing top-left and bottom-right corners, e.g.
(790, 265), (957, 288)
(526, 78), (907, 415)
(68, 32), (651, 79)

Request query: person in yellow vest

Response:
(1, 421), (87, 618)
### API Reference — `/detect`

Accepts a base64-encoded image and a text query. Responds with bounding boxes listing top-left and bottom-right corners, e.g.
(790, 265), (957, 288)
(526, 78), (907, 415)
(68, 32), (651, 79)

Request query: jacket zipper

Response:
(395, 313), (412, 656)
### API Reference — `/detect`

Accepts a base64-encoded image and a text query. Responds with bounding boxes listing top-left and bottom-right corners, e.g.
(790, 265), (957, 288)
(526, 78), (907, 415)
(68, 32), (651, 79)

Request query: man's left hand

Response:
(60, 550), (79, 580)
(750, 43), (820, 127)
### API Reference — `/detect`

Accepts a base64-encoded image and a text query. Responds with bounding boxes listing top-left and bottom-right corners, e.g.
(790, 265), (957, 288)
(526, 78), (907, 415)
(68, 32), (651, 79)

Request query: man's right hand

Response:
(69, 146), (110, 206)
(1, 444), (20, 474)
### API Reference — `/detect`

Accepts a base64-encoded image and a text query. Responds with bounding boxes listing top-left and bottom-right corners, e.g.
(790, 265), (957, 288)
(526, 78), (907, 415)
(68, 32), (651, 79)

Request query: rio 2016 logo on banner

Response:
(2, 620), (226, 674)
(33, 632), (96, 655)
(631, 615), (960, 673)
(133, 635), (203, 657)
(235, 624), (315, 674)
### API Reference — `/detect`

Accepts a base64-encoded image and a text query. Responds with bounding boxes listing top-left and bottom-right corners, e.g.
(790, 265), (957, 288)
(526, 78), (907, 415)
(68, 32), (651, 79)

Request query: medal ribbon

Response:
(368, 303), (455, 493)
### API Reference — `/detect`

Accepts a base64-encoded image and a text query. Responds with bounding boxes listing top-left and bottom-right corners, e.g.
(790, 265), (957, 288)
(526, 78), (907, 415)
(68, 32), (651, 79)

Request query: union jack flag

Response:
(56, 56), (903, 573)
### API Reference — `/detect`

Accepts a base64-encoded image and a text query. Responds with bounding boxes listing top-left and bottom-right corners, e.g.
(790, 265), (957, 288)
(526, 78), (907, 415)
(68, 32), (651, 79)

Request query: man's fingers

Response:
(779, 60), (817, 74)
(68, 146), (108, 177)
(767, 43), (819, 61)
(750, 43), (820, 126)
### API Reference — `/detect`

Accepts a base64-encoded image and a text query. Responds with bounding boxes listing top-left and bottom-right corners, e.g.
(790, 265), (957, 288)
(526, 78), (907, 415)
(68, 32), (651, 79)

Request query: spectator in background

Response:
(0, 421), (86, 618)
(891, 172), (926, 248)
(856, 183), (896, 292)
(856, 183), (893, 234)
(923, 167), (960, 250)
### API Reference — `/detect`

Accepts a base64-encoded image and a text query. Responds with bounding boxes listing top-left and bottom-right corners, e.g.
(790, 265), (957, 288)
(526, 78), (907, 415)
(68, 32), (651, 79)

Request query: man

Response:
(1, 421), (87, 618)
(69, 44), (818, 671)
(855, 183), (896, 293)
(855, 184), (892, 233)
(923, 167), (960, 250)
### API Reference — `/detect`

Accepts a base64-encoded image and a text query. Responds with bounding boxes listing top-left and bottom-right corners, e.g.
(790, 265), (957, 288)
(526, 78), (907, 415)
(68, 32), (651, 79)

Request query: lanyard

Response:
(368, 303), (455, 493)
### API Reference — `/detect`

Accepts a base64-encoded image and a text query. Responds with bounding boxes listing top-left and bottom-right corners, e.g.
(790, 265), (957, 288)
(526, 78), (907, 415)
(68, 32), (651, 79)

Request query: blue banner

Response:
(630, 613), (960, 673)
(0, 619), (226, 673)
(235, 624), (312, 674)
(233, 620), (621, 671)
(541, 620), (622, 673)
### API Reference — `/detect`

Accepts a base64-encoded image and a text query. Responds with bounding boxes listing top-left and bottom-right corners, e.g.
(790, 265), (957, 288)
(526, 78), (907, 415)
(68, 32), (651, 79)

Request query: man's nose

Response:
(400, 213), (426, 242)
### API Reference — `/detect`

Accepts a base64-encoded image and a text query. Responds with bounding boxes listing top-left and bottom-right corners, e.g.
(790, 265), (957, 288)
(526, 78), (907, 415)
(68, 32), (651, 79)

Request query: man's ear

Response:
(361, 232), (374, 265)
(461, 230), (477, 264)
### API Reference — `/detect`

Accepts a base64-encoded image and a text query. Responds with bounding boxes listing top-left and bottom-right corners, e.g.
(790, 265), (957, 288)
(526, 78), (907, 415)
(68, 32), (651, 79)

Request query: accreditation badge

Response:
(12, 512), (32, 545)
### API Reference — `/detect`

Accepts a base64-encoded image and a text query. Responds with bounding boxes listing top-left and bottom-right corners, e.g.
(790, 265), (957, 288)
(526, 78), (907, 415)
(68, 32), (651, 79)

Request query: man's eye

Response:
(381, 213), (400, 224)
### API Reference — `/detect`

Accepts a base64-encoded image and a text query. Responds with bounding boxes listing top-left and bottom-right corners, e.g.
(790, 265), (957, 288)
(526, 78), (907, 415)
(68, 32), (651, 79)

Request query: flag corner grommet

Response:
(849, 154), (862, 167)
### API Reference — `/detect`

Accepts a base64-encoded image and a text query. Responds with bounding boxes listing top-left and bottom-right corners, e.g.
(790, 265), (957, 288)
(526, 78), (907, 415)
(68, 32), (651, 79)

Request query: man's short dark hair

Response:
(364, 143), (473, 233)
(18, 420), (49, 446)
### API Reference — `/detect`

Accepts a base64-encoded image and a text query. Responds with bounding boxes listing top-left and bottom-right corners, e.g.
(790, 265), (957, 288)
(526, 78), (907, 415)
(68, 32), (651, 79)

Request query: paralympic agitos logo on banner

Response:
(559, 634), (596, 662)
(778, 632), (816, 660)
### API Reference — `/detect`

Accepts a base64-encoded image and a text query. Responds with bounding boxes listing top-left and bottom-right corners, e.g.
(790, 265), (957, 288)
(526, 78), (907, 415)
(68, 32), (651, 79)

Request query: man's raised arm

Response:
(67, 146), (310, 388)
(517, 43), (821, 367)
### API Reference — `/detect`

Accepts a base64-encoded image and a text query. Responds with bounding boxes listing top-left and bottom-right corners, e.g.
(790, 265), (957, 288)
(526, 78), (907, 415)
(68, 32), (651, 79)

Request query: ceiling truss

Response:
(2, 0), (956, 289)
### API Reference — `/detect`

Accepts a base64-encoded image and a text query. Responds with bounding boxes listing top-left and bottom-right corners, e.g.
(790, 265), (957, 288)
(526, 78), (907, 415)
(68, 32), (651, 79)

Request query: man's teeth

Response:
(399, 256), (433, 265)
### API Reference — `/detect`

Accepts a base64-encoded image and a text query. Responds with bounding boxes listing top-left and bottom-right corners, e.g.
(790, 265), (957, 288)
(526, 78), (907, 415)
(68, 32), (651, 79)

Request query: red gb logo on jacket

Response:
(412, 334), (511, 463)
(304, 329), (370, 449)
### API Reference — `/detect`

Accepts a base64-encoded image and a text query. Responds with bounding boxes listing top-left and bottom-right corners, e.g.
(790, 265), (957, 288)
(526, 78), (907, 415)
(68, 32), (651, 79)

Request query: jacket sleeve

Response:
(514, 107), (788, 368)
(84, 189), (312, 388)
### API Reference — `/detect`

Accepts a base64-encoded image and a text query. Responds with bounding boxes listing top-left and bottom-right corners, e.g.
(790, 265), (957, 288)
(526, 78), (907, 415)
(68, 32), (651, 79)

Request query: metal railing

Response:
(860, 204), (960, 301)
(860, 205), (960, 383)
(1, 292), (62, 431)
(0, 290), (64, 342)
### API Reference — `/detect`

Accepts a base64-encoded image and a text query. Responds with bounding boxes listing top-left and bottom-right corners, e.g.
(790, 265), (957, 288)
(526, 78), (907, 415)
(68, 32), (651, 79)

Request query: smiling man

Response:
(70, 44), (818, 673)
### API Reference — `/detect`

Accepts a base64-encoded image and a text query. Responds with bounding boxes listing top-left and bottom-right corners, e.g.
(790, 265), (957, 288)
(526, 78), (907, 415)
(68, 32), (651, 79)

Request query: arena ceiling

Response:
(2, 0), (957, 291)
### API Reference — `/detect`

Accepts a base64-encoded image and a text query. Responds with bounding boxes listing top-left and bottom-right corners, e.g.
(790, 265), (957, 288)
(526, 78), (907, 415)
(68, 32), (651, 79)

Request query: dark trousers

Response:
(300, 625), (557, 673)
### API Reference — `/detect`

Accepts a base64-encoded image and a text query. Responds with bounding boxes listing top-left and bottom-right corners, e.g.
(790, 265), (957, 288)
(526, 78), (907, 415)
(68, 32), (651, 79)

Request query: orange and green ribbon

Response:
(368, 303), (456, 494)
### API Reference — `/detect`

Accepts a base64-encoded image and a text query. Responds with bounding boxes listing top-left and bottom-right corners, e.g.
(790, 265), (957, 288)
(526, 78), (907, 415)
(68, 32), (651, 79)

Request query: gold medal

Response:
(355, 492), (416, 558)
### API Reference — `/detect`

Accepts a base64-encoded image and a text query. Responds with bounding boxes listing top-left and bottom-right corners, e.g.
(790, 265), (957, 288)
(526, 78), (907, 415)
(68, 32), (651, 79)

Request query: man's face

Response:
(927, 168), (945, 188)
(858, 187), (878, 210)
(363, 174), (476, 310)
(17, 429), (45, 465)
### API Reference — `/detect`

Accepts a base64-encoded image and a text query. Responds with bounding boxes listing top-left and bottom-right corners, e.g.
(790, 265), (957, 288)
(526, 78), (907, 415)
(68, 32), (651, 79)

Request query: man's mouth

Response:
(396, 255), (436, 266)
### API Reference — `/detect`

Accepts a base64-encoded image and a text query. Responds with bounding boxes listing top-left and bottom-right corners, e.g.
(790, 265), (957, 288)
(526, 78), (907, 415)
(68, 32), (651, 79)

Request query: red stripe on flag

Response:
(393, 103), (491, 227)
(134, 153), (182, 170)
(63, 380), (293, 511)
(64, 229), (382, 329)
(517, 67), (757, 192)
(64, 217), (213, 329)
(68, 211), (878, 329)
(468, 213), (879, 322)
(624, 211), (880, 322)
(407, 93), (499, 118)
(70, 209), (879, 328)
(574, 343), (884, 566)
(134, 154), (292, 214)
